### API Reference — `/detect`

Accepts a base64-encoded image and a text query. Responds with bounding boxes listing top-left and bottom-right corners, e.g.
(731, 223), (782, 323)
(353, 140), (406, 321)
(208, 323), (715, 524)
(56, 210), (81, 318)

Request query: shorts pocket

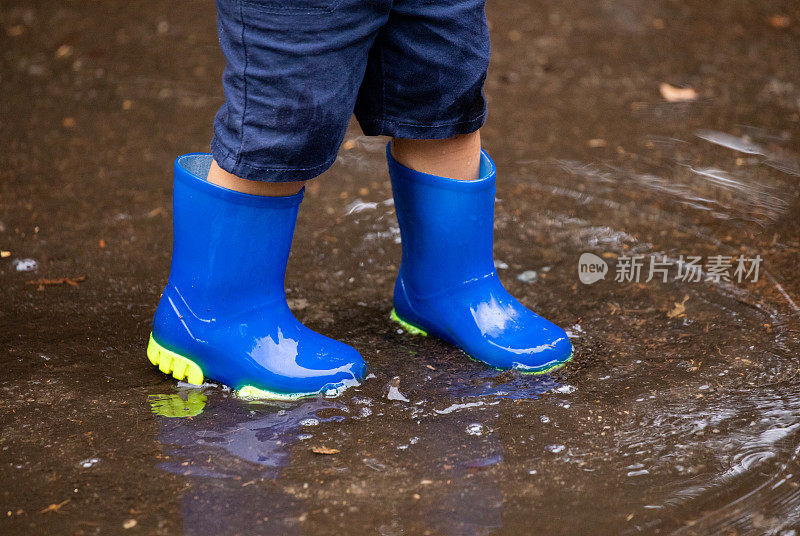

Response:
(240, 0), (341, 14)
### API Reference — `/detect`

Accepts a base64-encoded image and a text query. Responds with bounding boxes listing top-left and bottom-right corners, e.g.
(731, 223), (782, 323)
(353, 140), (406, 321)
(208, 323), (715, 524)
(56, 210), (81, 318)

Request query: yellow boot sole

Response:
(147, 334), (205, 385)
(146, 333), (335, 400)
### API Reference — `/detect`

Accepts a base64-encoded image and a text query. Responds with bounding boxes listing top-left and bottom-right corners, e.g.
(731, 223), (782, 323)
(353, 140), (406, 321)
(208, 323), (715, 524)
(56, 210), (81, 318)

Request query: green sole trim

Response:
(236, 385), (319, 401)
(390, 308), (428, 336)
(147, 334), (205, 385)
(388, 312), (573, 375)
(514, 352), (573, 375)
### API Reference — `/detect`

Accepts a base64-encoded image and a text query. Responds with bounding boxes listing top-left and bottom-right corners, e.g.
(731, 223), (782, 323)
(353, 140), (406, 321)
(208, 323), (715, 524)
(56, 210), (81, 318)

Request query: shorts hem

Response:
(358, 109), (487, 139)
(210, 138), (338, 182)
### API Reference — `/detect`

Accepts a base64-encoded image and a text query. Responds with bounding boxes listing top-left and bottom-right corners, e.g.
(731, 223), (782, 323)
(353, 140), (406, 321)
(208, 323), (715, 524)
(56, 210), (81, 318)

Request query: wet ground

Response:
(2, 0), (800, 534)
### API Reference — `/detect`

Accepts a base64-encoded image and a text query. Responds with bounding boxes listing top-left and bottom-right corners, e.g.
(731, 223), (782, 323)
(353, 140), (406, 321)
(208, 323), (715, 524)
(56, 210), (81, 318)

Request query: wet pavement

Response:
(2, 0), (800, 534)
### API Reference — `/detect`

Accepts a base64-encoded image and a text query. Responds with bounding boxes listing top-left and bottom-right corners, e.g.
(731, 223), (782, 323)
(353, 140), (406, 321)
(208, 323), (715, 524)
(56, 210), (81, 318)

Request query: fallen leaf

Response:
(311, 446), (339, 455)
(769, 15), (791, 28)
(659, 83), (698, 103)
(26, 276), (86, 290)
(667, 295), (690, 318)
(55, 44), (73, 59)
(40, 499), (70, 514)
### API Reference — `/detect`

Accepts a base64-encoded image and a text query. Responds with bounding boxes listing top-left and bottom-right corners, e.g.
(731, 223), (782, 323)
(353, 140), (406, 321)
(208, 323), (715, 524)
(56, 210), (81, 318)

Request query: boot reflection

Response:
(149, 389), (344, 534)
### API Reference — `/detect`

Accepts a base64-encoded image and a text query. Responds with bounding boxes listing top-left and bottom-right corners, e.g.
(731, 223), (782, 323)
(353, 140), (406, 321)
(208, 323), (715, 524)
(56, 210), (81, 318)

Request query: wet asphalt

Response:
(2, 0), (800, 534)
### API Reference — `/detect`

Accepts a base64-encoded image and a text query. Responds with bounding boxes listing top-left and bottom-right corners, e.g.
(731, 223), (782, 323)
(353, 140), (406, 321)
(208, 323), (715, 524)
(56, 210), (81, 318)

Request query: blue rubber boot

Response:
(148, 154), (366, 399)
(387, 144), (572, 373)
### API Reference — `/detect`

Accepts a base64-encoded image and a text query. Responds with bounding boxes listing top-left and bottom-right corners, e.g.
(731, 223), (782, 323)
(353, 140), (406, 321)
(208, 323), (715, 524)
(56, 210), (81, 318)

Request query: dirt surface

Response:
(2, 1), (800, 534)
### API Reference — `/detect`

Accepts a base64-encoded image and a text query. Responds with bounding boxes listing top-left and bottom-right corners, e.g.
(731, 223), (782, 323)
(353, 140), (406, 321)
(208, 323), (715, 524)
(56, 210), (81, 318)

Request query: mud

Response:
(2, 0), (800, 534)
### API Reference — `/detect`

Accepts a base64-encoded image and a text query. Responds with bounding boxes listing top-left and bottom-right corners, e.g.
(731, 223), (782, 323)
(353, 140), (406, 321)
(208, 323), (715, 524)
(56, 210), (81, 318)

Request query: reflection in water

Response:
(150, 391), (207, 418)
(150, 391), (343, 534)
(155, 393), (344, 477)
(149, 380), (554, 535)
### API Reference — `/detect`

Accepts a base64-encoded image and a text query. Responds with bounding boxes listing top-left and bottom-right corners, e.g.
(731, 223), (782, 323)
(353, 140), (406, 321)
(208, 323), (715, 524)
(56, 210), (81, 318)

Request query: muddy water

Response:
(2, 0), (800, 535)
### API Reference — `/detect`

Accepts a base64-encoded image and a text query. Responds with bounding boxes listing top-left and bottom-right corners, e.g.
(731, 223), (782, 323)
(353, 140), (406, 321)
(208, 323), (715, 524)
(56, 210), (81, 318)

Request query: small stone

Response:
(386, 386), (409, 402)
(588, 138), (607, 148)
(466, 423), (484, 436)
(13, 258), (37, 272)
(123, 519), (137, 529)
(517, 270), (538, 283)
(386, 376), (410, 402)
(287, 298), (308, 310)
(659, 83), (698, 103)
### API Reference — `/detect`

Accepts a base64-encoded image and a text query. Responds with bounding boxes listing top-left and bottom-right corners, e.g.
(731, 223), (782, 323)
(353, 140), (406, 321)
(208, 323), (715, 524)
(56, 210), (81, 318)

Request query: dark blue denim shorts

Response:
(210, 0), (490, 182)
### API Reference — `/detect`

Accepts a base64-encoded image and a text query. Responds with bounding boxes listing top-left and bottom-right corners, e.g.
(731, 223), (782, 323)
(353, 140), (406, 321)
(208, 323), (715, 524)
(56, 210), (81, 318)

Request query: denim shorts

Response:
(210, 0), (490, 182)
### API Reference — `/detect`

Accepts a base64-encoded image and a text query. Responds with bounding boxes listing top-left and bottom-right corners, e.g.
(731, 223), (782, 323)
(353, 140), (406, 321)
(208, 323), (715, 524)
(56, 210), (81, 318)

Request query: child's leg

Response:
(354, 0), (572, 372)
(385, 142), (573, 373)
(207, 160), (306, 196)
(148, 0), (393, 398)
(390, 131), (482, 182)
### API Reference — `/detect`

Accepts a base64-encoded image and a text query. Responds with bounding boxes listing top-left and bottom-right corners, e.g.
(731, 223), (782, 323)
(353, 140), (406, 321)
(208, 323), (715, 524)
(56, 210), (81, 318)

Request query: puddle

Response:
(3, 0), (800, 534)
(148, 120), (800, 534)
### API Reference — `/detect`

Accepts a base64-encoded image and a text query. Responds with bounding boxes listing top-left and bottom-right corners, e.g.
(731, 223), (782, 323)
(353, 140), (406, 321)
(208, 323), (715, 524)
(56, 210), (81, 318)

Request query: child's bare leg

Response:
(207, 160), (306, 196)
(390, 131), (481, 181)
